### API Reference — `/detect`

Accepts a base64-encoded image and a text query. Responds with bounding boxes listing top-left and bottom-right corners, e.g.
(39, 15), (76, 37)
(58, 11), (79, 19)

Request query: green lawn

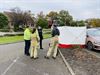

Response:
(0, 36), (24, 44)
(0, 28), (51, 44)
(43, 33), (51, 39)
(0, 33), (51, 44)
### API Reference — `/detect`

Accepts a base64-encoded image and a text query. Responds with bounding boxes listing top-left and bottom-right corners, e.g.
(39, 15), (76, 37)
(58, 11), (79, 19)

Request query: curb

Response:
(0, 41), (24, 45)
(58, 49), (76, 75)
(0, 38), (49, 45)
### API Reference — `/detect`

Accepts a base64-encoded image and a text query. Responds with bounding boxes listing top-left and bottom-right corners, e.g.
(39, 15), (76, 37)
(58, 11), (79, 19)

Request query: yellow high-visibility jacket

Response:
(24, 28), (31, 40)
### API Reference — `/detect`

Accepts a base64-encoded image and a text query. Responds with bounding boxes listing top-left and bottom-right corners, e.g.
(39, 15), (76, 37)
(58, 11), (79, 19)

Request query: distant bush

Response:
(4, 34), (16, 36)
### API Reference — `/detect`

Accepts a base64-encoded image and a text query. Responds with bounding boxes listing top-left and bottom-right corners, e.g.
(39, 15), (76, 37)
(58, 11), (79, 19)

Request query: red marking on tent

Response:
(58, 44), (85, 48)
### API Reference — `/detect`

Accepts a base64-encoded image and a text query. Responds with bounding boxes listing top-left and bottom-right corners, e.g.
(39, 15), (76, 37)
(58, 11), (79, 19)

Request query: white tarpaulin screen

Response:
(58, 26), (86, 45)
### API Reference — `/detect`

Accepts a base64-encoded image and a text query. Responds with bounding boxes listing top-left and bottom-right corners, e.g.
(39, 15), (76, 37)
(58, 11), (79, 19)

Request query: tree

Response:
(70, 21), (77, 26)
(70, 20), (85, 27)
(37, 12), (48, 28)
(22, 11), (34, 26)
(7, 7), (35, 31)
(76, 20), (85, 26)
(59, 10), (73, 26)
(10, 7), (24, 31)
(46, 11), (58, 21)
(36, 18), (48, 28)
(46, 10), (73, 26)
(0, 13), (8, 28)
(86, 18), (100, 27)
(37, 11), (44, 19)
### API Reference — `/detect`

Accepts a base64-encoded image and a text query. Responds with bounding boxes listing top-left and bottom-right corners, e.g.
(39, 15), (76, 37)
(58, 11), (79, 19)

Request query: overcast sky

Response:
(0, 0), (100, 20)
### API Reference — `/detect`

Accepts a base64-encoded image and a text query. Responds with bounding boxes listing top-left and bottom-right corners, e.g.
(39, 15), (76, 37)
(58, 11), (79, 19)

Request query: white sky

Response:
(0, 0), (100, 20)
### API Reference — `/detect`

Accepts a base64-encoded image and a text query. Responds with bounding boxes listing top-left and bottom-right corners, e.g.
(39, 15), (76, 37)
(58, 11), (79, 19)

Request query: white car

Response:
(86, 28), (100, 50)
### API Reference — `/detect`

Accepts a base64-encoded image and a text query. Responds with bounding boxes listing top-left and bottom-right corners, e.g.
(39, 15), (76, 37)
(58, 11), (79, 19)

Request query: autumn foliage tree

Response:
(46, 10), (73, 26)
(46, 11), (58, 21)
(86, 18), (100, 27)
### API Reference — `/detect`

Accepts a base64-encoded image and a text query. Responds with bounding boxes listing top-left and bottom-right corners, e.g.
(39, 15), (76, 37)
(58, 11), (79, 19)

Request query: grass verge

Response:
(0, 33), (51, 44)
(43, 33), (51, 39)
(0, 36), (24, 44)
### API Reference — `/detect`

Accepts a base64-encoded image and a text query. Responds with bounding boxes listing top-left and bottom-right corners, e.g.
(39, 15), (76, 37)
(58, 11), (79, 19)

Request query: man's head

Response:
(38, 26), (41, 29)
(32, 27), (36, 33)
(53, 25), (57, 27)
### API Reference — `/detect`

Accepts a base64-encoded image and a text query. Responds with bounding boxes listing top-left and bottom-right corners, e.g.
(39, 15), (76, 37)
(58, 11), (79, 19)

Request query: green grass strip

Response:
(0, 36), (24, 44)
(0, 33), (51, 44)
(43, 33), (51, 39)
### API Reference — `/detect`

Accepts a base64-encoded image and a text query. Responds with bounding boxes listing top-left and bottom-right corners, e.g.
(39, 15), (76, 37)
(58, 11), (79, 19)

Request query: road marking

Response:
(1, 57), (19, 75)
(58, 49), (76, 75)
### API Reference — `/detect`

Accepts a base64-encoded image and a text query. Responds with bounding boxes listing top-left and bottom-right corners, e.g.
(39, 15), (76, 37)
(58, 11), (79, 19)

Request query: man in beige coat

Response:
(45, 25), (60, 59)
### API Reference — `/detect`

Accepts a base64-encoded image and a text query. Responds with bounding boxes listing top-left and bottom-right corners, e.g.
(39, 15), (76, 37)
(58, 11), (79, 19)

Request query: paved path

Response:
(0, 39), (71, 75)
(0, 32), (23, 36)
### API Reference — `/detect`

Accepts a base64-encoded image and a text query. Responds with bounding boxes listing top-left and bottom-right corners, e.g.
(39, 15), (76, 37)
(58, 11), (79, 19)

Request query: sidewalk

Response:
(0, 39), (71, 75)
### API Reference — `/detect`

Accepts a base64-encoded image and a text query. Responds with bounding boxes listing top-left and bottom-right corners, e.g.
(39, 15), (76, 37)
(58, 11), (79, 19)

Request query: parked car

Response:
(86, 28), (100, 50)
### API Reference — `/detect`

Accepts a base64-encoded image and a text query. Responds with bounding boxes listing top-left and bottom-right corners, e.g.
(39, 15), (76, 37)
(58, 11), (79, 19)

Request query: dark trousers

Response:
(40, 39), (43, 49)
(24, 40), (30, 55)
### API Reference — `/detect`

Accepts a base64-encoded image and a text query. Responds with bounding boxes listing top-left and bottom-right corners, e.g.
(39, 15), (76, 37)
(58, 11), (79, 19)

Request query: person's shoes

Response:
(56, 50), (59, 56)
(34, 57), (39, 60)
(44, 56), (49, 59)
(30, 57), (34, 59)
(52, 56), (56, 59)
(25, 53), (30, 56)
(40, 48), (43, 49)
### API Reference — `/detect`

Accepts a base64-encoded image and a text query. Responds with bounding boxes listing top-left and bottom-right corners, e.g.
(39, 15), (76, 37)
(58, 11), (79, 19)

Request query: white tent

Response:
(58, 26), (86, 45)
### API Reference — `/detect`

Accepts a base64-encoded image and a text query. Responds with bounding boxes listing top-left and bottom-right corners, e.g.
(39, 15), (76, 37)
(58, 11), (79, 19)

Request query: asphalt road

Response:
(0, 39), (71, 75)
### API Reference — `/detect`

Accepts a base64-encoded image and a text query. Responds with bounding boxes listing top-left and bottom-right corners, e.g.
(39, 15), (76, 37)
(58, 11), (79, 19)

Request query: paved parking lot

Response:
(0, 39), (71, 75)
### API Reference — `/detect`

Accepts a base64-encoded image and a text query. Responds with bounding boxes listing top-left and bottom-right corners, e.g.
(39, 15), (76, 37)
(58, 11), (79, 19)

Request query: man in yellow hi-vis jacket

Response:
(45, 25), (60, 59)
(24, 26), (31, 56)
